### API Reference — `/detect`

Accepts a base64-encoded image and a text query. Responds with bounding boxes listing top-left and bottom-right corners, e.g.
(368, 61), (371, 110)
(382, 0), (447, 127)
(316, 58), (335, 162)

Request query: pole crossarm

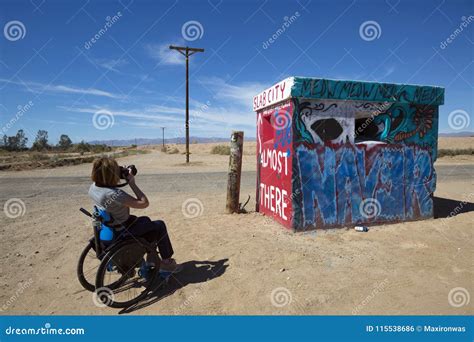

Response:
(169, 45), (205, 54)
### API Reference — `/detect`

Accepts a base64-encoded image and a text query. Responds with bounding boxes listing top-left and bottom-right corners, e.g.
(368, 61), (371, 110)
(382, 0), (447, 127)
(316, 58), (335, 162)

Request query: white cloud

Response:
(93, 58), (129, 73)
(0, 78), (123, 99)
(145, 43), (184, 66)
(59, 105), (182, 123)
(54, 77), (268, 138)
(59, 102), (256, 129)
(198, 76), (269, 109)
(47, 84), (121, 98)
(91, 58), (154, 83)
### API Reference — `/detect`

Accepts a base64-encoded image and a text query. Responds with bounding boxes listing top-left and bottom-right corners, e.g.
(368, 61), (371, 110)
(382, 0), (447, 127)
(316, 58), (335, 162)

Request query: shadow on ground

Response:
(119, 258), (229, 314)
(433, 196), (474, 218)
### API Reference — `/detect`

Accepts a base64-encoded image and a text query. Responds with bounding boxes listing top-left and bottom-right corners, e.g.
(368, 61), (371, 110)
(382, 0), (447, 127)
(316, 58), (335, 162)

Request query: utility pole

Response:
(161, 127), (165, 148)
(169, 45), (205, 163)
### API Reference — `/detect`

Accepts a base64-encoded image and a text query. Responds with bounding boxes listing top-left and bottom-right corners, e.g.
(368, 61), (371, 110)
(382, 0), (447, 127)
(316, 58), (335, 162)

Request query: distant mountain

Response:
(89, 132), (470, 146)
(88, 136), (240, 146)
(438, 131), (474, 137)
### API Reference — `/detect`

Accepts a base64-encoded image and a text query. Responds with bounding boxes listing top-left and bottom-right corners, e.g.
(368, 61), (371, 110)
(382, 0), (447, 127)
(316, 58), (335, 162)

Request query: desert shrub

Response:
(74, 141), (91, 153)
(211, 145), (230, 155)
(438, 148), (474, 157)
(73, 141), (111, 154)
(167, 147), (180, 154)
(90, 144), (112, 153)
(160, 145), (168, 152)
(116, 149), (149, 158)
(30, 153), (50, 161)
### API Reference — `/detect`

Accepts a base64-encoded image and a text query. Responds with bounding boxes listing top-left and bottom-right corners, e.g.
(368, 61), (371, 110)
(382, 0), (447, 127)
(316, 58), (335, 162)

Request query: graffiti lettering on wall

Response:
(292, 143), (436, 229)
(259, 184), (289, 220)
(292, 77), (444, 106)
(260, 148), (289, 175)
(256, 101), (293, 227)
(253, 78), (293, 111)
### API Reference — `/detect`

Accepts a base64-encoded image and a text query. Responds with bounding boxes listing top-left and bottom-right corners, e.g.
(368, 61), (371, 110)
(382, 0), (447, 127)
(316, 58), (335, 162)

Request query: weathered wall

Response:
(292, 143), (436, 230)
(291, 98), (438, 230)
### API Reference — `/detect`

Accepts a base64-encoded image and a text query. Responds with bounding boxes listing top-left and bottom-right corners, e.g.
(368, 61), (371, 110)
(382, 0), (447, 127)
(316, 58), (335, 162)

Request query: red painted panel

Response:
(256, 100), (293, 229)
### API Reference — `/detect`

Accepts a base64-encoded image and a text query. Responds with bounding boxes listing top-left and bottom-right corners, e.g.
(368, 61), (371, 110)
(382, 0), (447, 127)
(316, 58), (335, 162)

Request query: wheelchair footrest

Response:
(159, 270), (172, 282)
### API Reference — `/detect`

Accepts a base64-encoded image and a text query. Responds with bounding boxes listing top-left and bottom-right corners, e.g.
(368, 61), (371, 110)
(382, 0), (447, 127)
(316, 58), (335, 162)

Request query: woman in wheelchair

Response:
(88, 156), (181, 274)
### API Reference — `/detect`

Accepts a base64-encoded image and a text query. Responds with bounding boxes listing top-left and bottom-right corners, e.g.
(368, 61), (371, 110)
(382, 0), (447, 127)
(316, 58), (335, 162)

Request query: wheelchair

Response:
(77, 207), (163, 308)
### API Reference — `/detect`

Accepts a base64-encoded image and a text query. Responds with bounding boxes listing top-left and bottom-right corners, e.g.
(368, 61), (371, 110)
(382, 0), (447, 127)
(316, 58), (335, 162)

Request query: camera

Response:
(119, 165), (137, 179)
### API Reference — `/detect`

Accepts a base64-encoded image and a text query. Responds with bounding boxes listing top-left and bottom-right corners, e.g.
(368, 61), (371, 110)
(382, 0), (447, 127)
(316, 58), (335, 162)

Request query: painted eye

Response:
(355, 118), (385, 138)
(310, 118), (343, 141)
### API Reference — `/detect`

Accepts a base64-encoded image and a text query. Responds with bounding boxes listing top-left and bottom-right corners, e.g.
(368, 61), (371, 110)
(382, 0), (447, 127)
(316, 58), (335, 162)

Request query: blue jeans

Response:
(118, 216), (174, 259)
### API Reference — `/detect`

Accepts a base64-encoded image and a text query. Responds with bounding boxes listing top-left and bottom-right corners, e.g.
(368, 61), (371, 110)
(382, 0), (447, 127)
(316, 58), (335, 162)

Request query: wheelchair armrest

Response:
(79, 208), (93, 218)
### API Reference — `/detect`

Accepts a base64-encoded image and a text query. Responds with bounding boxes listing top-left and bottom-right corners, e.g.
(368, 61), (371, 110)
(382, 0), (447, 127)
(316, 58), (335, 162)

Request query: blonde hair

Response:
(91, 157), (120, 187)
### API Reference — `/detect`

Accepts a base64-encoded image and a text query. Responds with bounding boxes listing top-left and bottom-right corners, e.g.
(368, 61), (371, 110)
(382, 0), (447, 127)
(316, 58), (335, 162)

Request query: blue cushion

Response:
(99, 224), (114, 241)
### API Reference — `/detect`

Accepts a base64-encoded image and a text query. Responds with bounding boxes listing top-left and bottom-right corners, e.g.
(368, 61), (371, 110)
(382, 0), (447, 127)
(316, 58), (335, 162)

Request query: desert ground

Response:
(0, 138), (472, 315)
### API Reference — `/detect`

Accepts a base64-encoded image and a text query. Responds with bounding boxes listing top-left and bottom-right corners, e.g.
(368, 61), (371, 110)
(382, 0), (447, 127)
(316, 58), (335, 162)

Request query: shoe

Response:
(138, 262), (155, 283)
(159, 258), (183, 274)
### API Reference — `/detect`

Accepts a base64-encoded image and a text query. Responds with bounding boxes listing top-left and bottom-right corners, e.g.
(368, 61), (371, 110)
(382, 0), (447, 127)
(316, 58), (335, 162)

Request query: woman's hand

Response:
(122, 171), (149, 209)
(126, 171), (136, 185)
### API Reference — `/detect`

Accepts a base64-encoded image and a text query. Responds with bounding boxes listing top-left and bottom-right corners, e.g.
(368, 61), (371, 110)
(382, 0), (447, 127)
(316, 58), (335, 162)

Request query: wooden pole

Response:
(185, 50), (190, 163)
(168, 45), (205, 163)
(226, 131), (244, 213)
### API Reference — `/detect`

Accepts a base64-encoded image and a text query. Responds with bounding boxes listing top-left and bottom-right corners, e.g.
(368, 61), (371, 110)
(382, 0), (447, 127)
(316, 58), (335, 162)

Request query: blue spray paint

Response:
(293, 144), (435, 229)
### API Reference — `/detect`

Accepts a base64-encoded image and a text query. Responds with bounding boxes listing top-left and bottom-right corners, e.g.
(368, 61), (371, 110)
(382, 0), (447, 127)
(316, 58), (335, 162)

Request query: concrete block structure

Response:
(254, 77), (444, 231)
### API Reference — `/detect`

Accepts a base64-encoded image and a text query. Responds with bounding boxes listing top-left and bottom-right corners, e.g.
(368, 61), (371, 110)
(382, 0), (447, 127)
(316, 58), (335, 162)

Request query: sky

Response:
(0, 0), (472, 145)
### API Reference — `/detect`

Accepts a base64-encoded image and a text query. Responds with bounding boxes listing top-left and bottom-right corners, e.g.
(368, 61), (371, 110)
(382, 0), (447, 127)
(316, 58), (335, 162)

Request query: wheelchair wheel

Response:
(94, 238), (159, 308)
(77, 241), (100, 292)
(77, 240), (129, 292)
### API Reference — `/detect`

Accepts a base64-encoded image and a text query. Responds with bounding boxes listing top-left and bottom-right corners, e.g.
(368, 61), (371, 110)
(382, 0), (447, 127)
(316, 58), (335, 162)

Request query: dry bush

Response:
(167, 147), (180, 154)
(438, 148), (474, 157)
(30, 153), (50, 161)
(211, 145), (230, 155)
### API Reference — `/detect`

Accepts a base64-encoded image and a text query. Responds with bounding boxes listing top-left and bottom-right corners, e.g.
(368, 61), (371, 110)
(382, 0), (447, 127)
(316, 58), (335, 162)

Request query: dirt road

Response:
(0, 147), (472, 315)
(2, 165), (473, 199)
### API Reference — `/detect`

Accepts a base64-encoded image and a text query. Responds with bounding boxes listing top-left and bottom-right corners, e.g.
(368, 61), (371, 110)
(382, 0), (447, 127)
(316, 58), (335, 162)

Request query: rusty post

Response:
(226, 131), (244, 213)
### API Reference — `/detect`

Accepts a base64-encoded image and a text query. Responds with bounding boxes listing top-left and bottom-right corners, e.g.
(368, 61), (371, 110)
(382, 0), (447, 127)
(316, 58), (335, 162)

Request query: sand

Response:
(0, 139), (472, 315)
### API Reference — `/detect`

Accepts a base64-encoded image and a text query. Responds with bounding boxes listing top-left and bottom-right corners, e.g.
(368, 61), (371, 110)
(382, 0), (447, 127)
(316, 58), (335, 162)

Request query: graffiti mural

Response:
(254, 77), (444, 231)
(292, 143), (436, 229)
(293, 99), (439, 160)
(369, 103), (439, 160)
(291, 77), (444, 106)
(296, 100), (353, 145)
